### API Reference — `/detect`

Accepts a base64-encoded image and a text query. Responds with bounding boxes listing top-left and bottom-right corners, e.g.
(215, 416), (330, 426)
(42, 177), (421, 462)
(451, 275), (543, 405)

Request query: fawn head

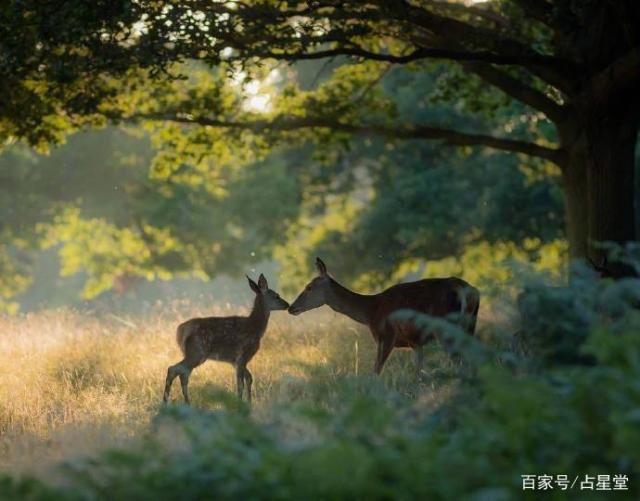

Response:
(247, 273), (289, 310)
(288, 257), (331, 315)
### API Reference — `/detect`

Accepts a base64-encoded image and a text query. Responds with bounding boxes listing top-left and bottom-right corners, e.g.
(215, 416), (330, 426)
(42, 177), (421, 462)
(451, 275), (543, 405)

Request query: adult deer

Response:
(163, 274), (289, 404)
(289, 258), (480, 375)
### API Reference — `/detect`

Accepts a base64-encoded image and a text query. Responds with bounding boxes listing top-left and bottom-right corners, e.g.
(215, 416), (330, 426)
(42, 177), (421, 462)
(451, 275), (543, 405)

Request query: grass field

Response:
(1, 289), (638, 499)
(0, 300), (474, 479)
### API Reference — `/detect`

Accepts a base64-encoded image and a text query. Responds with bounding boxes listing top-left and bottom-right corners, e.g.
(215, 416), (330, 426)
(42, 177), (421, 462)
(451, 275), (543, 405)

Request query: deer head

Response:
(247, 274), (290, 310)
(288, 257), (332, 315)
(587, 256), (613, 278)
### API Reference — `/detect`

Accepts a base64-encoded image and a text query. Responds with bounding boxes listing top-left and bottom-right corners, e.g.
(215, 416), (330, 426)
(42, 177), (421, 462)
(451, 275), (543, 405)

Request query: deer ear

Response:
(247, 275), (260, 294)
(316, 257), (327, 276)
(257, 273), (268, 291)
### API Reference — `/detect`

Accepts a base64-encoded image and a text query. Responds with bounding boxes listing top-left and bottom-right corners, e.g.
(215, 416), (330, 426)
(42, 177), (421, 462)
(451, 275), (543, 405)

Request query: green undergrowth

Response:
(2, 268), (640, 499)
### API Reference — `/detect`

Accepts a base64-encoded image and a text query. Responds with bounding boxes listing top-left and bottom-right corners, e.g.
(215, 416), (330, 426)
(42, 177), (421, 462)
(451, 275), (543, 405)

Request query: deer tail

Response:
(176, 322), (193, 354)
(459, 289), (467, 324)
(462, 286), (480, 336)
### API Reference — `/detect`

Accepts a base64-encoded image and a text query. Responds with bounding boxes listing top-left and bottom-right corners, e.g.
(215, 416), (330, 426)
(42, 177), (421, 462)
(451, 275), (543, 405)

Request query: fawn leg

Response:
(181, 355), (207, 405)
(179, 369), (193, 405)
(243, 368), (253, 404)
(175, 336), (207, 405)
(164, 362), (184, 403)
(166, 354), (203, 404)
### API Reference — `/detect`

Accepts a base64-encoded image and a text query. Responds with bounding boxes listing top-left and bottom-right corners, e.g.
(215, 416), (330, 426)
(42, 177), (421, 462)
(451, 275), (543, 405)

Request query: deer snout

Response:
(288, 304), (303, 315)
(279, 298), (290, 310)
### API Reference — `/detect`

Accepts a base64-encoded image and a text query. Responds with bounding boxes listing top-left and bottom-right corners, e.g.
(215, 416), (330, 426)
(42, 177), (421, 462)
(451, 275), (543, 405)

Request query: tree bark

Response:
(561, 155), (590, 260)
(561, 103), (639, 270)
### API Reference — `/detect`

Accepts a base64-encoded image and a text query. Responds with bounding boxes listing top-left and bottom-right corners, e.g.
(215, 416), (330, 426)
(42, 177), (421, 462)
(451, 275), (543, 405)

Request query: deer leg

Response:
(373, 342), (382, 373)
(243, 368), (253, 404)
(163, 363), (181, 403)
(413, 346), (424, 379)
(175, 339), (207, 405)
(178, 367), (194, 405)
(236, 366), (245, 400)
(164, 361), (194, 403)
(167, 357), (201, 405)
(374, 338), (394, 375)
(441, 335), (463, 365)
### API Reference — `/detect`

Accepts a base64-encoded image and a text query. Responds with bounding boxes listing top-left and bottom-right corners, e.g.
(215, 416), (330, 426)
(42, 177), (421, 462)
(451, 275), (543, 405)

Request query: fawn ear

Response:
(316, 257), (327, 276)
(257, 273), (268, 291)
(247, 275), (260, 294)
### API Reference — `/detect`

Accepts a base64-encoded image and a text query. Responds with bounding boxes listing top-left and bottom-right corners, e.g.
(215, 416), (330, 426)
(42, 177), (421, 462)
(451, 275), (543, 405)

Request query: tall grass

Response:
(0, 301), (463, 478)
(2, 276), (639, 499)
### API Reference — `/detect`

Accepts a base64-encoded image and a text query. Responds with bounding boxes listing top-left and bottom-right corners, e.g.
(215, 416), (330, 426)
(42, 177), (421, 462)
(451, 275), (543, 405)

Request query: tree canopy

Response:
(1, 0), (639, 308)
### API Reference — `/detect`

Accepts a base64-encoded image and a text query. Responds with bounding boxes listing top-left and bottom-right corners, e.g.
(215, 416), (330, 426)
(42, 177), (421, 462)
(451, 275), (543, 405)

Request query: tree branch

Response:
(182, 0), (576, 90)
(131, 113), (564, 164)
(462, 62), (566, 123)
(388, 0), (576, 89)
(253, 44), (569, 67)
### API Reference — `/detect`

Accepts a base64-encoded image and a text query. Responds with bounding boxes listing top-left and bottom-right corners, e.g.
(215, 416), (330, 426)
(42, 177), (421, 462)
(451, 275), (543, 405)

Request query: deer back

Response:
(372, 278), (477, 321)
(177, 313), (268, 363)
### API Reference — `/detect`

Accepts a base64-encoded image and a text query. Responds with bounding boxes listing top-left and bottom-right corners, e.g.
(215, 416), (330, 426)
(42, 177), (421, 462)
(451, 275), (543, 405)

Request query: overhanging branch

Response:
(389, 0), (576, 90)
(463, 62), (566, 123)
(131, 113), (564, 164)
(254, 45), (568, 67)
(182, 0), (576, 90)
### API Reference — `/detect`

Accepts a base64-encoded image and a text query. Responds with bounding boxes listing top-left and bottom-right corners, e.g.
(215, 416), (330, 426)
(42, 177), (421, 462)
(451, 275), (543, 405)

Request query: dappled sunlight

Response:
(233, 69), (280, 113)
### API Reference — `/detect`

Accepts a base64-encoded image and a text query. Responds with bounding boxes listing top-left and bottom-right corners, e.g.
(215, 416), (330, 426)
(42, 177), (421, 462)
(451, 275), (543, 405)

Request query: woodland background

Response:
(1, 1), (640, 499)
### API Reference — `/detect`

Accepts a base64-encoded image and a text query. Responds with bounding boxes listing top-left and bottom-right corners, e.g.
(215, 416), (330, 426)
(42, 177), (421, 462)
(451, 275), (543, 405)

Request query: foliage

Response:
(0, 60), (565, 309)
(3, 0), (633, 159)
(271, 65), (564, 292)
(0, 126), (303, 307)
(0, 241), (31, 314)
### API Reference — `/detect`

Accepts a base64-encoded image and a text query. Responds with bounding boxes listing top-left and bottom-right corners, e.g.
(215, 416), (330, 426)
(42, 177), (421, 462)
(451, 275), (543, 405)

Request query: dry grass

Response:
(0, 300), (479, 477)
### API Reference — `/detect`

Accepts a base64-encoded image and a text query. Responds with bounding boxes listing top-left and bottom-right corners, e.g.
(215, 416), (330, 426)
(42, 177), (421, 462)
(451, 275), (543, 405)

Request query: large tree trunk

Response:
(562, 147), (590, 260)
(561, 106), (639, 270)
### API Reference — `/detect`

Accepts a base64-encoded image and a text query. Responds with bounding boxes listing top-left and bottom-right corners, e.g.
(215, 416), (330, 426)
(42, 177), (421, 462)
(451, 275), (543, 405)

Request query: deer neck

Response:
(248, 296), (270, 336)
(326, 278), (374, 325)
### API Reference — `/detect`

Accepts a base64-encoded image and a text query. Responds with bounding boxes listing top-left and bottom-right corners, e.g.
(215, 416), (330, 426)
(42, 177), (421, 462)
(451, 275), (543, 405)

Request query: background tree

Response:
(0, 63), (566, 309)
(0, 126), (300, 309)
(3, 0), (639, 269)
(2, 1), (639, 308)
(273, 64), (565, 289)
